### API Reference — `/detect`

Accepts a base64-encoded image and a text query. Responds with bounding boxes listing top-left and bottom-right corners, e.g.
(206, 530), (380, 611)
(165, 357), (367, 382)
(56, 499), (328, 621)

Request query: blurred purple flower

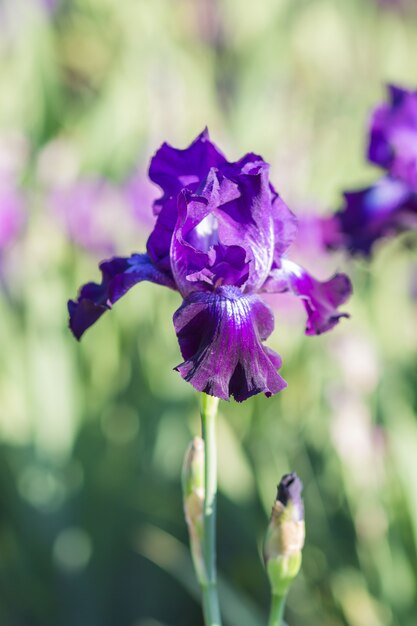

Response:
(68, 130), (351, 401)
(368, 85), (417, 189)
(0, 180), (25, 250)
(325, 177), (417, 256)
(40, 138), (159, 253)
(50, 178), (128, 255)
(123, 171), (159, 232)
(326, 85), (417, 256)
(0, 133), (27, 251)
(49, 173), (158, 255)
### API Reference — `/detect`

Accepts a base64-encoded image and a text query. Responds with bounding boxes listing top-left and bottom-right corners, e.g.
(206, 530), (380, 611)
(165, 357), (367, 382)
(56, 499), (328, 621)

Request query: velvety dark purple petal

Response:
(173, 286), (286, 401)
(368, 85), (417, 189)
(68, 253), (176, 340)
(146, 198), (178, 273)
(263, 260), (352, 335)
(214, 161), (276, 291)
(325, 177), (417, 256)
(216, 160), (295, 284)
(146, 129), (228, 270)
(149, 129), (227, 212)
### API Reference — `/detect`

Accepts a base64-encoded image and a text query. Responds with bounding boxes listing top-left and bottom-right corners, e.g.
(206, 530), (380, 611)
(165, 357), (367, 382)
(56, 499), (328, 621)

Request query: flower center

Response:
(188, 213), (219, 252)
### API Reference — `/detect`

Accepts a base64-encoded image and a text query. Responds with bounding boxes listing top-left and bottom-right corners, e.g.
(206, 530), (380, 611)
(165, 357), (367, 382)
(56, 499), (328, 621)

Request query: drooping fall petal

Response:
(68, 254), (175, 339)
(173, 285), (286, 401)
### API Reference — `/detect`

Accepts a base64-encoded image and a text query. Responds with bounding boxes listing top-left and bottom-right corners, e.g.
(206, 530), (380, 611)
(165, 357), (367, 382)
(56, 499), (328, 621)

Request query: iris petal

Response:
(368, 85), (417, 189)
(170, 162), (279, 294)
(325, 177), (417, 255)
(149, 128), (227, 212)
(68, 253), (175, 339)
(173, 285), (286, 402)
(146, 129), (228, 270)
(263, 260), (352, 335)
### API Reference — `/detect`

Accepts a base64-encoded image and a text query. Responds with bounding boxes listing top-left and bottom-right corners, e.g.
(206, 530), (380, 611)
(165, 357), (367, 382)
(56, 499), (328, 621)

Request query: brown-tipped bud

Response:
(182, 437), (206, 584)
(263, 473), (305, 596)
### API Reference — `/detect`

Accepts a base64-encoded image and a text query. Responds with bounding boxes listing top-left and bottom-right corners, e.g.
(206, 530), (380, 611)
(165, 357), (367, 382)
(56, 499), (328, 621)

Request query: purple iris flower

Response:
(50, 178), (121, 255)
(326, 85), (417, 256)
(368, 85), (417, 189)
(68, 130), (351, 401)
(325, 177), (417, 256)
(49, 175), (157, 255)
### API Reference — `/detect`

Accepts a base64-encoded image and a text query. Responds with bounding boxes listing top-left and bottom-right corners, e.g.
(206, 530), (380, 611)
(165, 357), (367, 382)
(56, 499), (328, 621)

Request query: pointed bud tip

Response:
(276, 472), (304, 521)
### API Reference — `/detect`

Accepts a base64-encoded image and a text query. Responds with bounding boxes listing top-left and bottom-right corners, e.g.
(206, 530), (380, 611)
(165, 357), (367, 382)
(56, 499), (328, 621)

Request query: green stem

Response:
(268, 594), (286, 626)
(202, 583), (222, 626)
(200, 393), (222, 626)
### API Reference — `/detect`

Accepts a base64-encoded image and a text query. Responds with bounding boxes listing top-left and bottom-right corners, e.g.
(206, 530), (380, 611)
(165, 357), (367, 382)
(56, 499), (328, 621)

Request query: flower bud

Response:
(182, 437), (206, 584)
(263, 473), (305, 596)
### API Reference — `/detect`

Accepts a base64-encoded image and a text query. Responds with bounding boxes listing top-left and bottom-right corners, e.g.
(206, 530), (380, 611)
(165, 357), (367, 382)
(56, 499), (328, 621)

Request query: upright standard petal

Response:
(68, 253), (176, 339)
(263, 260), (352, 335)
(368, 85), (417, 189)
(149, 128), (227, 211)
(147, 129), (227, 270)
(173, 285), (286, 402)
(146, 130), (284, 289)
(325, 177), (417, 256)
(215, 160), (276, 291)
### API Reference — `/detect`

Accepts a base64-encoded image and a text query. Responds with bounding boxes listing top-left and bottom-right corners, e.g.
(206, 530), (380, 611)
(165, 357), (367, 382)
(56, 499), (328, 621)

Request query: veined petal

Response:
(263, 260), (352, 335)
(186, 244), (250, 288)
(68, 253), (176, 339)
(170, 172), (248, 295)
(173, 285), (286, 402)
(170, 163), (277, 294)
(214, 161), (276, 291)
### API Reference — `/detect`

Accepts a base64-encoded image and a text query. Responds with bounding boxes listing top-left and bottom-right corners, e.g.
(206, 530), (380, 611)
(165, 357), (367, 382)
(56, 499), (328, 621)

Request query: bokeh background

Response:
(1, 0), (417, 624)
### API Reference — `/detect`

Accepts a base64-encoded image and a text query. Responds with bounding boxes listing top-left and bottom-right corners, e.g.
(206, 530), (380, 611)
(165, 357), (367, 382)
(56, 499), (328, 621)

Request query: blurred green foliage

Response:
(0, 0), (417, 625)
